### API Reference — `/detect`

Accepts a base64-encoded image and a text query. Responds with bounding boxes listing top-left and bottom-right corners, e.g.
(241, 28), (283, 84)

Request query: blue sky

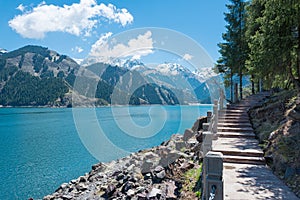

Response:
(0, 0), (229, 64)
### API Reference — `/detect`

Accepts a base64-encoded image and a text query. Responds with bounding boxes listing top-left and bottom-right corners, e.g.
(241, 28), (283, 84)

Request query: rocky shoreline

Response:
(44, 118), (207, 200)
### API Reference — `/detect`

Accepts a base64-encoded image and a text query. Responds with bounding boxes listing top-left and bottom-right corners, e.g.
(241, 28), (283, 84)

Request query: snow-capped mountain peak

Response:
(192, 68), (217, 83)
(0, 48), (8, 54)
(155, 63), (191, 76)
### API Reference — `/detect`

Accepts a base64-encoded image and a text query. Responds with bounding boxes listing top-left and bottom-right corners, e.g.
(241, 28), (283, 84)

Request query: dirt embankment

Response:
(249, 90), (300, 197)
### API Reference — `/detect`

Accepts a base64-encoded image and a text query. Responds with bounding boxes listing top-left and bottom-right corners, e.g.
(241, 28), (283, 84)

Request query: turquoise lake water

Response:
(0, 105), (212, 199)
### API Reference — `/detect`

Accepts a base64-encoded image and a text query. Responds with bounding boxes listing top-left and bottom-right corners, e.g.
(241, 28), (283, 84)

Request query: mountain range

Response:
(0, 45), (216, 107)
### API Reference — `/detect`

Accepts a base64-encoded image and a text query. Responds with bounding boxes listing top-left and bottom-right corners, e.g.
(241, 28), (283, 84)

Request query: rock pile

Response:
(44, 117), (206, 200)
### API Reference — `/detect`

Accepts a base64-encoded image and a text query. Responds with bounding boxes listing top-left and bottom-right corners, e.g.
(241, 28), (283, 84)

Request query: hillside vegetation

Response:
(0, 45), (181, 107)
(249, 90), (300, 197)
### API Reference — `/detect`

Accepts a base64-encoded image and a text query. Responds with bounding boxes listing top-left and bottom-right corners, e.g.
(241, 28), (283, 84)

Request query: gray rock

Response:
(122, 181), (134, 193)
(154, 165), (164, 173)
(105, 184), (116, 197)
(137, 193), (147, 200)
(141, 160), (153, 174)
(175, 141), (186, 151)
(43, 195), (55, 200)
(183, 128), (194, 141)
(76, 183), (88, 191)
(56, 183), (68, 192)
(156, 170), (166, 179)
(144, 173), (152, 180)
(147, 188), (162, 198)
(136, 186), (146, 193)
(62, 194), (73, 200)
(116, 173), (125, 181)
(165, 181), (177, 199)
(153, 165), (166, 180)
(70, 179), (77, 184)
(127, 189), (135, 197)
(127, 164), (135, 171)
(79, 176), (86, 183)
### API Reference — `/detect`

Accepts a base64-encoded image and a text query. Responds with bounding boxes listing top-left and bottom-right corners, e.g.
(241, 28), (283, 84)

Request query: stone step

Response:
(217, 132), (255, 139)
(219, 114), (249, 118)
(222, 155), (266, 165)
(219, 113), (249, 117)
(227, 104), (251, 108)
(212, 137), (264, 157)
(218, 119), (250, 123)
(213, 148), (264, 158)
(218, 127), (253, 133)
(218, 117), (249, 121)
(219, 109), (246, 113)
(218, 123), (252, 128)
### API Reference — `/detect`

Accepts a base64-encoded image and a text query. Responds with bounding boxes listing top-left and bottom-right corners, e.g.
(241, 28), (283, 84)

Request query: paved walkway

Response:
(212, 92), (299, 200)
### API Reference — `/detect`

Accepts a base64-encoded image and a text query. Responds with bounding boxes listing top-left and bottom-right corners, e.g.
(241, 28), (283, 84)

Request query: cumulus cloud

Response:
(72, 46), (84, 53)
(16, 4), (26, 12)
(89, 31), (153, 62)
(9, 0), (133, 39)
(183, 53), (193, 61)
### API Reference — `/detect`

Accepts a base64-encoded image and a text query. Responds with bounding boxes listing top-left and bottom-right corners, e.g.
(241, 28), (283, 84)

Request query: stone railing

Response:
(201, 94), (225, 200)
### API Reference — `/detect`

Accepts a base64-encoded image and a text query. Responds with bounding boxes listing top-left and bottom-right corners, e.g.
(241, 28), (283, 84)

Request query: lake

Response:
(0, 105), (212, 199)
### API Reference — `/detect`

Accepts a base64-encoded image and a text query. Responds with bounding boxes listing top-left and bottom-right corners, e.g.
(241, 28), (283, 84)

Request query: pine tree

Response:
(216, 0), (248, 101)
(246, 0), (300, 95)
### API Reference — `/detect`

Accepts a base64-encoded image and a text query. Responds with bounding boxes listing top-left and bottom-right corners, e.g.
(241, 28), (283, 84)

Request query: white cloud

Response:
(72, 46), (84, 53)
(16, 4), (26, 12)
(9, 0), (133, 39)
(183, 53), (193, 61)
(89, 31), (153, 63)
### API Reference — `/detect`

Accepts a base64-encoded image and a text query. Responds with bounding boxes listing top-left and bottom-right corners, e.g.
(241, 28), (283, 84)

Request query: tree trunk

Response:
(239, 71), (243, 100)
(288, 63), (300, 104)
(251, 75), (255, 94)
(298, 20), (300, 81)
(230, 70), (233, 102)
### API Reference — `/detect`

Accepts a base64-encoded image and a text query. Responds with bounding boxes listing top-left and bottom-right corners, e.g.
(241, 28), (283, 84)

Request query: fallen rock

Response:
(76, 183), (88, 191)
(126, 189), (135, 197)
(183, 128), (194, 141)
(105, 184), (116, 197)
(148, 188), (162, 199)
(165, 180), (177, 199)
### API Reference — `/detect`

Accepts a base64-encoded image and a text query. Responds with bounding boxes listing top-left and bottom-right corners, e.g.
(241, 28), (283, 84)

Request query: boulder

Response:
(165, 181), (177, 199)
(79, 176), (86, 183)
(147, 188), (162, 199)
(122, 181), (134, 193)
(76, 183), (88, 191)
(126, 189), (135, 197)
(152, 165), (166, 182)
(156, 170), (166, 179)
(141, 160), (153, 174)
(43, 195), (55, 200)
(105, 184), (116, 197)
(183, 129), (194, 141)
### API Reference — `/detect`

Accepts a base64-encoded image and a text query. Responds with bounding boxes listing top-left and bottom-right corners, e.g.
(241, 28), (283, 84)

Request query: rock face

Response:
(249, 90), (300, 198)
(43, 119), (206, 200)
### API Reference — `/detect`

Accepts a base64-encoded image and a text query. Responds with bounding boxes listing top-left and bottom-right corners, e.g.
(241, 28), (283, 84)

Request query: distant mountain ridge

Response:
(0, 46), (181, 106)
(0, 45), (216, 107)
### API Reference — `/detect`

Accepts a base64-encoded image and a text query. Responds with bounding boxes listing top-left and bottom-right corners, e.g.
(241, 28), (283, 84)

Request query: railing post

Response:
(220, 90), (224, 110)
(212, 100), (218, 134)
(203, 123), (210, 132)
(202, 131), (213, 156)
(203, 151), (224, 200)
(207, 111), (212, 123)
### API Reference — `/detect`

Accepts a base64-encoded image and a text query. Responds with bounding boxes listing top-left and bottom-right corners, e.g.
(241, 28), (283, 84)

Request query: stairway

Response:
(212, 93), (270, 165)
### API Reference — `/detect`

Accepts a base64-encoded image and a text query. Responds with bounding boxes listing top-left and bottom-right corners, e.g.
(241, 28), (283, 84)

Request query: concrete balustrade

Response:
(203, 151), (224, 200)
(201, 94), (224, 200)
